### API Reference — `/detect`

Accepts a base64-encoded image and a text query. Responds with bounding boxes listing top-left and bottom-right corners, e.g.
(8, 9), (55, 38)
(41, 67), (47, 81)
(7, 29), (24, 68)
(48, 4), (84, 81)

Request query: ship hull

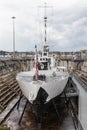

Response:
(16, 68), (69, 124)
(16, 69), (69, 104)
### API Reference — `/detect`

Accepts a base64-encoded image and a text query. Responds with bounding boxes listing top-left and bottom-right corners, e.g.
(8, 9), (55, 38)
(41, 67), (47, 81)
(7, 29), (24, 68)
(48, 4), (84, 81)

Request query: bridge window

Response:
(44, 53), (47, 56)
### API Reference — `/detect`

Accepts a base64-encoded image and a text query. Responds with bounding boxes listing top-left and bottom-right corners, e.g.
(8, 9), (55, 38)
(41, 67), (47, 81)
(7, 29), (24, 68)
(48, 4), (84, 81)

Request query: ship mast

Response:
(44, 3), (47, 45)
(40, 3), (52, 56)
(43, 3), (49, 54)
(39, 3), (52, 55)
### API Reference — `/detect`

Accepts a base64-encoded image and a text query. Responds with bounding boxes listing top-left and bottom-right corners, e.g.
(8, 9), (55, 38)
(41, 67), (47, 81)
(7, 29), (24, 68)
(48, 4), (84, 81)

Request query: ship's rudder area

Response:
(33, 87), (48, 125)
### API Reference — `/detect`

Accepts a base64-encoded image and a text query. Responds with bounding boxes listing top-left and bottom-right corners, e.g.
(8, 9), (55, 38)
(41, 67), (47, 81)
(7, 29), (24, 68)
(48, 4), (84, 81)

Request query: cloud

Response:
(46, 1), (87, 51)
(0, 0), (87, 52)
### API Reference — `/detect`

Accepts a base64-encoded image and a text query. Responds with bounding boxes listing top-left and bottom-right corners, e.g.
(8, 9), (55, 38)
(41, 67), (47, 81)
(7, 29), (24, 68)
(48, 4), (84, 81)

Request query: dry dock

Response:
(0, 95), (76, 130)
(0, 58), (87, 130)
(0, 75), (81, 130)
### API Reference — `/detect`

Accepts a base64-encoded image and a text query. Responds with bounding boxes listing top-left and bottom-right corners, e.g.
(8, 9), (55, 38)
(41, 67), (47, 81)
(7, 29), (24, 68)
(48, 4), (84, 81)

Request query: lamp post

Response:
(12, 16), (16, 58)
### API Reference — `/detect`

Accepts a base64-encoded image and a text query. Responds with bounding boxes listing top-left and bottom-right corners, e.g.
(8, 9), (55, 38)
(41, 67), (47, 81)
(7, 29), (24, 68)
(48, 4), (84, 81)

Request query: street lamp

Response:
(12, 16), (16, 58)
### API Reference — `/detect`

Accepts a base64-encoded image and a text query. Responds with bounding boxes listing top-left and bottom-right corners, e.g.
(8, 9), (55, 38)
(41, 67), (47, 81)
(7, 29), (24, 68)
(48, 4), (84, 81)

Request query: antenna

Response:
(38, 3), (52, 44)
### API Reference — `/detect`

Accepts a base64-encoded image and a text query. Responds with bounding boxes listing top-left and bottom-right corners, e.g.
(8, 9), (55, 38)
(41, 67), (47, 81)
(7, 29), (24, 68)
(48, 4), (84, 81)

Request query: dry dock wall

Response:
(0, 58), (34, 73)
(73, 77), (87, 130)
(0, 58), (83, 74)
(57, 59), (83, 71)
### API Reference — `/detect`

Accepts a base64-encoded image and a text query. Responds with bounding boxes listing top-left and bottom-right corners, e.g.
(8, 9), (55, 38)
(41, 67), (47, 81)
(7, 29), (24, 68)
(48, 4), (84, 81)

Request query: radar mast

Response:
(39, 3), (52, 56)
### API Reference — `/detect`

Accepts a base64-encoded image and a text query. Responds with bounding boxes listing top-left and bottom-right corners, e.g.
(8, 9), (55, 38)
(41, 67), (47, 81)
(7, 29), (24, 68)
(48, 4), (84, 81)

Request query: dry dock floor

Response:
(0, 97), (75, 130)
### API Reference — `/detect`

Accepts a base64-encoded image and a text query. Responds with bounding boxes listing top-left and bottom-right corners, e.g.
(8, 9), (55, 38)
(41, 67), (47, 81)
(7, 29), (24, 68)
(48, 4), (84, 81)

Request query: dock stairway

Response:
(0, 71), (21, 113)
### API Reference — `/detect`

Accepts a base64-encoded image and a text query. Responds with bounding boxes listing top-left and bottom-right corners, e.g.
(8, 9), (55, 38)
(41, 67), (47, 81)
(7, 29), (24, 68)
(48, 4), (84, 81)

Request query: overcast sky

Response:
(0, 0), (87, 52)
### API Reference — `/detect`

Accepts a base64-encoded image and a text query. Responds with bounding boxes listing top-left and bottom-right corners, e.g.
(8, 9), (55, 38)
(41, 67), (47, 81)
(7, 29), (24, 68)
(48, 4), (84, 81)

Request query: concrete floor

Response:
(0, 97), (75, 130)
(5, 98), (61, 130)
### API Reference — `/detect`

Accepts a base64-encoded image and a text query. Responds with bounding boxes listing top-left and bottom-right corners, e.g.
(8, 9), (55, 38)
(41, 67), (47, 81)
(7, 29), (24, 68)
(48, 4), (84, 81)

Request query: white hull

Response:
(16, 68), (69, 104)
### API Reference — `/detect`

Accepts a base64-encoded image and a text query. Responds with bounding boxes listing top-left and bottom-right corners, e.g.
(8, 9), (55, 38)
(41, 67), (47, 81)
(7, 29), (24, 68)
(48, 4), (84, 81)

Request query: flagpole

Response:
(35, 45), (39, 80)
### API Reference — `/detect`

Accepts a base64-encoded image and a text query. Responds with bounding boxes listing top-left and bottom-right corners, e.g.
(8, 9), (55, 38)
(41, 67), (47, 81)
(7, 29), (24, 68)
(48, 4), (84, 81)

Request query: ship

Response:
(16, 4), (69, 123)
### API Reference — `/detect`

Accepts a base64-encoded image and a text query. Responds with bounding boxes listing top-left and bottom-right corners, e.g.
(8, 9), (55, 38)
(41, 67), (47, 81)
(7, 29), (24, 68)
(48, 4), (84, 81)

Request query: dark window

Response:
(44, 53), (47, 56)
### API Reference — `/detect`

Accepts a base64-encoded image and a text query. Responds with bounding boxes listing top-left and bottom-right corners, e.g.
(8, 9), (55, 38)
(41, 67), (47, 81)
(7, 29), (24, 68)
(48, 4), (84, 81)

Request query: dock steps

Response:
(0, 71), (21, 113)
